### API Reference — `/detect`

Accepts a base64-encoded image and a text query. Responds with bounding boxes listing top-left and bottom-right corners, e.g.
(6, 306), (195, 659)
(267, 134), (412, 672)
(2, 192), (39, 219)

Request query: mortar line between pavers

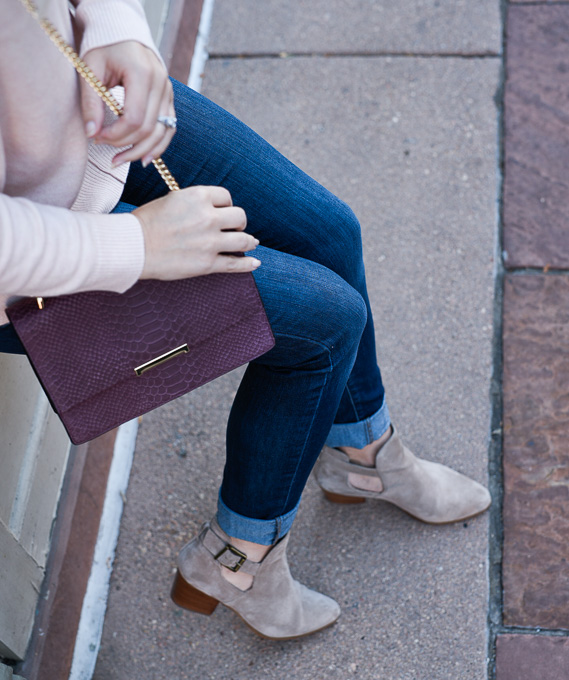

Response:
(504, 267), (569, 276)
(513, 1), (569, 5)
(487, 1), (509, 679)
(487, 265), (505, 680)
(209, 51), (501, 60)
(501, 626), (569, 637)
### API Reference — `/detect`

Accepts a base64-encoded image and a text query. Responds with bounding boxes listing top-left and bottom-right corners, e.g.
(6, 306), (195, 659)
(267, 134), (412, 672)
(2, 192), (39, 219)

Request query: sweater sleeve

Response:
(0, 194), (145, 298)
(74, 0), (164, 64)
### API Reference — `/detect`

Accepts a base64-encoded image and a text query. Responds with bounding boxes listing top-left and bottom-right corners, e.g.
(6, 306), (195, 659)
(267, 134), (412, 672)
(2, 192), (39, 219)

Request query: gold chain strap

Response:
(18, 0), (180, 192)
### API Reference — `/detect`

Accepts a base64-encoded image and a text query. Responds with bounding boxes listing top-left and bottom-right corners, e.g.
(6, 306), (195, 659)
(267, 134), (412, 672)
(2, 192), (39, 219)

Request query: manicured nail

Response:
(251, 258), (261, 268)
(142, 155), (153, 168)
(86, 121), (97, 138)
(253, 238), (260, 246)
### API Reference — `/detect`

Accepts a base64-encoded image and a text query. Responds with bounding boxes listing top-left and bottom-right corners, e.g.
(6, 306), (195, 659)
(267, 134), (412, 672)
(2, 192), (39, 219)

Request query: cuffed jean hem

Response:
(325, 400), (391, 449)
(216, 492), (300, 546)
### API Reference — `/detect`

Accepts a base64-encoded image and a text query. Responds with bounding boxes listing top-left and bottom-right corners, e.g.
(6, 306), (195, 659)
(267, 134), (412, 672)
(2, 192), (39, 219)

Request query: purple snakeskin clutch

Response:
(7, 273), (274, 444)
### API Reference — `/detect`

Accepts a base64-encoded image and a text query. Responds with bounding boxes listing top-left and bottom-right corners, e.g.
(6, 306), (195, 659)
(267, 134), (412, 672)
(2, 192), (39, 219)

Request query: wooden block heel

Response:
(323, 490), (366, 504)
(170, 570), (219, 615)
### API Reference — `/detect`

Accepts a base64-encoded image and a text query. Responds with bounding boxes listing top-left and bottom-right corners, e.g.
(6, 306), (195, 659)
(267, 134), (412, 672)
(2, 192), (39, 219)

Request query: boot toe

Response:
(295, 585), (341, 635)
(414, 461), (492, 524)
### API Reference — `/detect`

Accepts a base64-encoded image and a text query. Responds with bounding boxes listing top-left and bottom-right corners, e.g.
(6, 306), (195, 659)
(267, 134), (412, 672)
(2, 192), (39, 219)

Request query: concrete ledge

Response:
(16, 432), (116, 680)
(159, 0), (204, 84)
(12, 4), (203, 678)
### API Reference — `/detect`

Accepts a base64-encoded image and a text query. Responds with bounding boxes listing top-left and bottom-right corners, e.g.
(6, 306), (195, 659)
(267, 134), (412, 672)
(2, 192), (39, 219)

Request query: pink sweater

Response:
(0, 0), (161, 324)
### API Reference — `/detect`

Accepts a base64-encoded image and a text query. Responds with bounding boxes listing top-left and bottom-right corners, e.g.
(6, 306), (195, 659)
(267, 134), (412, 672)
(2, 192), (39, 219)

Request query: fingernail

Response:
(253, 238), (260, 246)
(142, 155), (153, 168)
(86, 121), (96, 138)
(251, 258), (261, 268)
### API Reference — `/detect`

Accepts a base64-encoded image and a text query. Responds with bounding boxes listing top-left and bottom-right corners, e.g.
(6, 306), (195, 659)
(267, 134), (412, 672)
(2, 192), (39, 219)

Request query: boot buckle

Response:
(214, 544), (247, 572)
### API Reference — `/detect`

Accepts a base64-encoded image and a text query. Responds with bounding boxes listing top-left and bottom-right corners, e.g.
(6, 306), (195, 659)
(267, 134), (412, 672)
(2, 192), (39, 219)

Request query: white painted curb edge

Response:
(68, 3), (215, 676)
(68, 419), (138, 680)
(188, 0), (215, 93)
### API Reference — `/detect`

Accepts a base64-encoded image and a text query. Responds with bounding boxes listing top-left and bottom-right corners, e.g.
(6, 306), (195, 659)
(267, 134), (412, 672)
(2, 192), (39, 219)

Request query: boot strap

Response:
(326, 447), (381, 477)
(202, 526), (261, 575)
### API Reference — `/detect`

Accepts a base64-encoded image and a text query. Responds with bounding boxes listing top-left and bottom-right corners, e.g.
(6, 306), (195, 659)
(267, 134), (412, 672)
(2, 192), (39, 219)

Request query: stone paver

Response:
(496, 634), (569, 680)
(502, 274), (569, 629)
(503, 5), (569, 269)
(497, 1), (569, 675)
(209, 0), (501, 55)
(95, 43), (498, 680)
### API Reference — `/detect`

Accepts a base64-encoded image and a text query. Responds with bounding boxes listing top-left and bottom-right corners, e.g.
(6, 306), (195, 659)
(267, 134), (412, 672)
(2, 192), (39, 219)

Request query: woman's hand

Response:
(134, 186), (261, 280)
(80, 41), (175, 168)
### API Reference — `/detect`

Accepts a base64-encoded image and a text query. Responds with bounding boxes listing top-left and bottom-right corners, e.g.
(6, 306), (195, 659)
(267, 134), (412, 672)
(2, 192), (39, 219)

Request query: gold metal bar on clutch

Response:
(134, 344), (189, 377)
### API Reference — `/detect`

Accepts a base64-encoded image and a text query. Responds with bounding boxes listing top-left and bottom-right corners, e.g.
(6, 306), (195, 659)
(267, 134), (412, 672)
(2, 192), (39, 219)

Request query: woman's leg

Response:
(219, 245), (367, 539)
(121, 80), (387, 533)
(122, 79), (490, 540)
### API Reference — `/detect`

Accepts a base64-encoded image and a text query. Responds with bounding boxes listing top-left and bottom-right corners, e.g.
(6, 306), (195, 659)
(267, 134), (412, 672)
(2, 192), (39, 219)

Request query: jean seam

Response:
(366, 420), (373, 445)
(342, 382), (362, 422)
(276, 330), (362, 514)
(278, 350), (332, 516)
(253, 330), (338, 369)
(233, 329), (336, 522)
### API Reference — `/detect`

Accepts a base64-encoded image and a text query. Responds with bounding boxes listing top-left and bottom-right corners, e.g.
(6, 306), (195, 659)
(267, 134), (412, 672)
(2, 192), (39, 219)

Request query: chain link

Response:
(18, 0), (180, 192)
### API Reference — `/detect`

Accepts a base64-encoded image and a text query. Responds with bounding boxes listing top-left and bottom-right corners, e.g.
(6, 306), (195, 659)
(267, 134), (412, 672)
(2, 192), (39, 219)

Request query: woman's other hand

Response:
(134, 186), (261, 280)
(80, 41), (175, 168)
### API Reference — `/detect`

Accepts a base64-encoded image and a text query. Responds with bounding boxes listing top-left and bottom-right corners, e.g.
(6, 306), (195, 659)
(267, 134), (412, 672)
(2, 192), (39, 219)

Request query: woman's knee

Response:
(262, 276), (366, 371)
(313, 195), (364, 277)
(327, 276), (368, 350)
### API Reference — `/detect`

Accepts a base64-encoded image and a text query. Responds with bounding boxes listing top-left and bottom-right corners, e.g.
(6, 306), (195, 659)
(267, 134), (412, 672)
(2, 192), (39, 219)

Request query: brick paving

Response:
(502, 275), (569, 629)
(497, 1), (569, 676)
(503, 4), (569, 268)
(496, 635), (569, 680)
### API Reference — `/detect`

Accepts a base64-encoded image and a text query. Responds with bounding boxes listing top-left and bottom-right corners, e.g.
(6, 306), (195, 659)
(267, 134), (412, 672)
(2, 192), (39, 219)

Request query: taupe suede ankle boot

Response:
(171, 518), (340, 639)
(314, 427), (491, 524)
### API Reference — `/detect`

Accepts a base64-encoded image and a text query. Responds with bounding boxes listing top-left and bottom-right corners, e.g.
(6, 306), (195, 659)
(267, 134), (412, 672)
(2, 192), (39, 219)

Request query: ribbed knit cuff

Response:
(75, 0), (164, 67)
(88, 212), (146, 293)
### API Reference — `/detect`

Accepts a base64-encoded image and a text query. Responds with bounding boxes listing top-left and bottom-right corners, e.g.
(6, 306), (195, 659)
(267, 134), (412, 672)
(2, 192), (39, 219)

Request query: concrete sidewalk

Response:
(95, 2), (501, 679)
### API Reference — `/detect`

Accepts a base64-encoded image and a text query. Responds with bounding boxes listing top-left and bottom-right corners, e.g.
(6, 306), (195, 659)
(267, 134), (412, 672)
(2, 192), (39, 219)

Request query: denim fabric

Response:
(217, 491), (300, 545)
(0, 323), (25, 354)
(119, 79), (390, 544)
(325, 400), (391, 449)
(0, 79), (391, 545)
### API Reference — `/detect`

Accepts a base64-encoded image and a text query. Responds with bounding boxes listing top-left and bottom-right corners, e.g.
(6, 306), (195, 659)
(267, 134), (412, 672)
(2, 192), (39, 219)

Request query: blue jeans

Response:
(1, 79), (391, 544)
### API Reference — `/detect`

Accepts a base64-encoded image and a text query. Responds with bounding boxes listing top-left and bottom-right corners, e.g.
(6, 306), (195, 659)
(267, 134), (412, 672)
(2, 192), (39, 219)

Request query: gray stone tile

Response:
(503, 5), (569, 269)
(502, 274), (569, 629)
(208, 0), (501, 55)
(201, 58), (499, 437)
(95, 55), (498, 680)
(496, 634), (569, 680)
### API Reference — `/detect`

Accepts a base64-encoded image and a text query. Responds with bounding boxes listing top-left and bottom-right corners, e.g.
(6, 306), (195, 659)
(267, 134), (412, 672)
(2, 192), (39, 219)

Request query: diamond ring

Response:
(157, 115), (177, 130)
